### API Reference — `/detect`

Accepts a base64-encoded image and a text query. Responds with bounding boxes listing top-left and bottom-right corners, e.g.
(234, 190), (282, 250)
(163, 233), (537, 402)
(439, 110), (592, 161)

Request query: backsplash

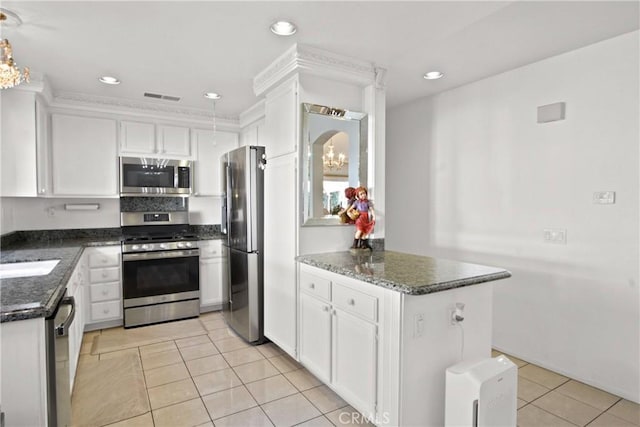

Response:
(119, 196), (188, 212)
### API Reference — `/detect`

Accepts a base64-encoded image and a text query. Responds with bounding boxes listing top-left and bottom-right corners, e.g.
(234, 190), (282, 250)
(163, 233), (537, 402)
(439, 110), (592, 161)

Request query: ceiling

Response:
(2, 1), (638, 119)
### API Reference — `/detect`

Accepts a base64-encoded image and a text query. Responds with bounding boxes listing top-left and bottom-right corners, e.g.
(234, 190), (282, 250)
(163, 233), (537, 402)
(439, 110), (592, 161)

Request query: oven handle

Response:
(122, 249), (200, 262)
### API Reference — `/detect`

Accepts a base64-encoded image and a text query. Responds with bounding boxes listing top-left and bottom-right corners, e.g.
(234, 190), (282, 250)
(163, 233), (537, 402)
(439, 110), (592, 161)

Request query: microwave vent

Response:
(144, 92), (181, 102)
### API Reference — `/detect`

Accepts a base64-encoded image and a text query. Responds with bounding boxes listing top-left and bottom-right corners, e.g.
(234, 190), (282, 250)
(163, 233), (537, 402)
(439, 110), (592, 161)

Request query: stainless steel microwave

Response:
(119, 157), (192, 196)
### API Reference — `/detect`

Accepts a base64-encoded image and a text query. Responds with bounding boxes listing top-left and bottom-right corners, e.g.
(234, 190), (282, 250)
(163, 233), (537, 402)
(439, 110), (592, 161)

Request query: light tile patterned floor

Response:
(72, 313), (640, 426)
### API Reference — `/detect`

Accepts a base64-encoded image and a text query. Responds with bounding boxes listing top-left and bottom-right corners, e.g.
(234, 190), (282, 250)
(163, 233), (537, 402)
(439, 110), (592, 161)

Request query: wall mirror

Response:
(301, 103), (368, 226)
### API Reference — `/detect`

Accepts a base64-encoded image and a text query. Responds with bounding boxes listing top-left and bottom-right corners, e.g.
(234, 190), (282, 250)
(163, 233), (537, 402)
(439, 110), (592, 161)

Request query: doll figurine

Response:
(338, 187), (357, 224)
(346, 186), (375, 250)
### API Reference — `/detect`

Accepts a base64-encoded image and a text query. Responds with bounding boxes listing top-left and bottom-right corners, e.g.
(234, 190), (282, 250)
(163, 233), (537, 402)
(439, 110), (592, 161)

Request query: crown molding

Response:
(253, 44), (381, 97)
(49, 91), (239, 129)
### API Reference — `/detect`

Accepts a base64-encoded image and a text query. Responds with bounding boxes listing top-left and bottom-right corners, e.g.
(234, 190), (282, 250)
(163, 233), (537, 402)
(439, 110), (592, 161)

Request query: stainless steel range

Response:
(121, 211), (200, 328)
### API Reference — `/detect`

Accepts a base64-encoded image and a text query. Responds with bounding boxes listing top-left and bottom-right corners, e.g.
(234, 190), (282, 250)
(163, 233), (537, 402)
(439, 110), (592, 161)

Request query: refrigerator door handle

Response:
(223, 164), (232, 236)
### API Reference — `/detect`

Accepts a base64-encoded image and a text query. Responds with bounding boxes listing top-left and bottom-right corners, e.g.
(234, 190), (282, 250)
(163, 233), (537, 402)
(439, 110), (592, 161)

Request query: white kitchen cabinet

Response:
(0, 89), (46, 197)
(119, 120), (192, 158)
(119, 120), (155, 154)
(83, 246), (122, 330)
(298, 263), (495, 426)
(298, 267), (378, 416)
(263, 77), (298, 158)
(199, 239), (224, 311)
(240, 119), (264, 147)
(192, 129), (238, 196)
(67, 252), (86, 393)
(332, 305), (378, 416)
(0, 317), (48, 426)
(157, 124), (191, 157)
(263, 152), (298, 358)
(50, 114), (118, 197)
(299, 292), (332, 383)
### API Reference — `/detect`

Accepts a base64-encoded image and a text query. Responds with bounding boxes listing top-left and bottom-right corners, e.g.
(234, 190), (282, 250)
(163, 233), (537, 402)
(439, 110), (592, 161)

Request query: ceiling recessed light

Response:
(204, 92), (221, 100)
(99, 76), (120, 85)
(423, 71), (444, 80)
(270, 20), (297, 36)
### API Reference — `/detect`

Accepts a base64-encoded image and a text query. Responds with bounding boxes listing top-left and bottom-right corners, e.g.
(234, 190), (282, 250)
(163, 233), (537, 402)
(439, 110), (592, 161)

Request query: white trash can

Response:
(445, 355), (518, 427)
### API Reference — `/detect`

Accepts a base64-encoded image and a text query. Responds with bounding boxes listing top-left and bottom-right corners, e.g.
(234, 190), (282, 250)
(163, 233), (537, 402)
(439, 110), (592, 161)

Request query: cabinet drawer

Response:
(89, 267), (120, 284)
(88, 249), (120, 268)
(199, 240), (222, 259)
(90, 282), (121, 303)
(332, 283), (378, 322)
(300, 271), (331, 301)
(91, 300), (121, 321)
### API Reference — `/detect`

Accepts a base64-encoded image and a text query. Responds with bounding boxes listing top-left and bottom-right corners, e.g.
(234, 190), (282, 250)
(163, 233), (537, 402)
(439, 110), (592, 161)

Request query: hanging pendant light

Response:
(0, 10), (30, 90)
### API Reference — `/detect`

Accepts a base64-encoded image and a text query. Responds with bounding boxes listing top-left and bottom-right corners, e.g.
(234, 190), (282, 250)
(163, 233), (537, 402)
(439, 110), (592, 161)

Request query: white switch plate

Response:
(593, 191), (615, 204)
(544, 228), (566, 244)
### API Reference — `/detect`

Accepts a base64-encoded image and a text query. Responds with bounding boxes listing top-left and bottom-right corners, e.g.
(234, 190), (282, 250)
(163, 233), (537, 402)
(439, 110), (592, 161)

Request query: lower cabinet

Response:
(298, 263), (495, 427)
(298, 266), (379, 418)
(199, 240), (224, 311)
(67, 254), (86, 393)
(83, 246), (123, 331)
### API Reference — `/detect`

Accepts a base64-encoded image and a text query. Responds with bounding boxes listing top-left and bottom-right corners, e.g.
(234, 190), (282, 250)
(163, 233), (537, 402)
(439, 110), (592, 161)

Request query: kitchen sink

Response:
(0, 260), (61, 279)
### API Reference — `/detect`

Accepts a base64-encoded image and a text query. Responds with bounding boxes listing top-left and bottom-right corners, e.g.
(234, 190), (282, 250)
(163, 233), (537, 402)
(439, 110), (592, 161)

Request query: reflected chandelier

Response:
(323, 139), (346, 170)
(0, 10), (30, 89)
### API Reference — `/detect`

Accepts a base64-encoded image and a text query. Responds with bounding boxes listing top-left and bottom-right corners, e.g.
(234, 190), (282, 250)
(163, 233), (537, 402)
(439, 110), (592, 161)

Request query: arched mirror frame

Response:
(300, 103), (368, 226)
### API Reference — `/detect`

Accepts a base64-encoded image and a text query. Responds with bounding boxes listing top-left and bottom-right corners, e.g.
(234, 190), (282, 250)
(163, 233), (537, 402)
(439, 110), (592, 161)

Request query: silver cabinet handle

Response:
(322, 306), (330, 312)
(348, 298), (355, 306)
(310, 283), (315, 289)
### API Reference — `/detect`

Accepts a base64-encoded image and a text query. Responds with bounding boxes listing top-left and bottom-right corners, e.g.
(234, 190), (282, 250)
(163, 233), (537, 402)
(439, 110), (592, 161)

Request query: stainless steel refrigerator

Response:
(221, 145), (266, 343)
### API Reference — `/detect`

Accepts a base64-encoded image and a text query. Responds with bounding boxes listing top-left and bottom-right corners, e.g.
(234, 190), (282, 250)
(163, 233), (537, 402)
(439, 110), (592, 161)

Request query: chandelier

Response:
(323, 139), (346, 170)
(0, 11), (30, 90)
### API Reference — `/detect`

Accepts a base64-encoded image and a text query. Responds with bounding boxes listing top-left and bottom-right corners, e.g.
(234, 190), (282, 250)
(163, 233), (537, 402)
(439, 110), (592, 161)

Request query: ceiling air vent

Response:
(144, 92), (181, 102)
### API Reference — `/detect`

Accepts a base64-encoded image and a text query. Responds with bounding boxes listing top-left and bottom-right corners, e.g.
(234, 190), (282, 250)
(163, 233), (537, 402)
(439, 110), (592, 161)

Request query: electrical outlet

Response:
(47, 207), (55, 217)
(593, 191), (615, 204)
(543, 228), (566, 244)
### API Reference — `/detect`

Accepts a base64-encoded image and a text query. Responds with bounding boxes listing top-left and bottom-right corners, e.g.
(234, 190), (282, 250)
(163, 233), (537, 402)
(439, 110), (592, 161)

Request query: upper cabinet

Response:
(263, 78), (298, 158)
(192, 129), (238, 196)
(119, 121), (192, 159)
(0, 89), (43, 197)
(51, 114), (118, 197)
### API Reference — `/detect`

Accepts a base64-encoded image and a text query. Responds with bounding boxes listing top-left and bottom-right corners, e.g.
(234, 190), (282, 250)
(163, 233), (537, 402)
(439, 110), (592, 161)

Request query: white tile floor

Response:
(72, 313), (640, 426)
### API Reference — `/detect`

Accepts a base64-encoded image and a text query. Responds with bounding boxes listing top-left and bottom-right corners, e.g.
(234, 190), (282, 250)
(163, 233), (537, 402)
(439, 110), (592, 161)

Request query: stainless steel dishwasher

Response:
(45, 293), (75, 427)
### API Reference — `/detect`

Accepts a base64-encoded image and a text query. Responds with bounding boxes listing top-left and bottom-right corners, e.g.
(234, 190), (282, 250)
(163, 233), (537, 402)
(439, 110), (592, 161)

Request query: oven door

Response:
(122, 249), (199, 304)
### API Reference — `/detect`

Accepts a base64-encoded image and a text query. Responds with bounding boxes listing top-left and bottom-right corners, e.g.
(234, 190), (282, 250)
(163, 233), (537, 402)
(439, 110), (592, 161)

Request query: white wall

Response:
(0, 196), (220, 233)
(1, 197), (120, 232)
(386, 31), (639, 402)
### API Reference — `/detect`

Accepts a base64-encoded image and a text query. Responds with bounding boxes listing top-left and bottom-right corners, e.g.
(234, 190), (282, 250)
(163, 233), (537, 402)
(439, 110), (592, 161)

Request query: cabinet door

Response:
(200, 257), (223, 307)
(119, 121), (156, 155)
(158, 124), (191, 158)
(240, 120), (264, 147)
(0, 89), (38, 196)
(299, 293), (332, 383)
(264, 79), (298, 158)
(51, 114), (118, 196)
(332, 308), (377, 416)
(193, 129), (238, 196)
(263, 153), (297, 357)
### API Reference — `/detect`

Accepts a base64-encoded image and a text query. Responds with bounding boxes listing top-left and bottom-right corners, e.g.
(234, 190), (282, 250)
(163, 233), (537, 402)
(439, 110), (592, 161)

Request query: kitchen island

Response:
(295, 250), (511, 427)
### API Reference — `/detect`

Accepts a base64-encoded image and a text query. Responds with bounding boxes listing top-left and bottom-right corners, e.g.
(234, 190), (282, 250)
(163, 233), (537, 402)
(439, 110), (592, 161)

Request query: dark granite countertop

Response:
(1, 246), (85, 323)
(296, 250), (511, 295)
(0, 226), (224, 323)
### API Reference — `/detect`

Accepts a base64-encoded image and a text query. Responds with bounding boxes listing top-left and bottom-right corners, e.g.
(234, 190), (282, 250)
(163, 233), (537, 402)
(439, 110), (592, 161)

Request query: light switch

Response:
(544, 228), (566, 244)
(593, 191), (615, 204)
